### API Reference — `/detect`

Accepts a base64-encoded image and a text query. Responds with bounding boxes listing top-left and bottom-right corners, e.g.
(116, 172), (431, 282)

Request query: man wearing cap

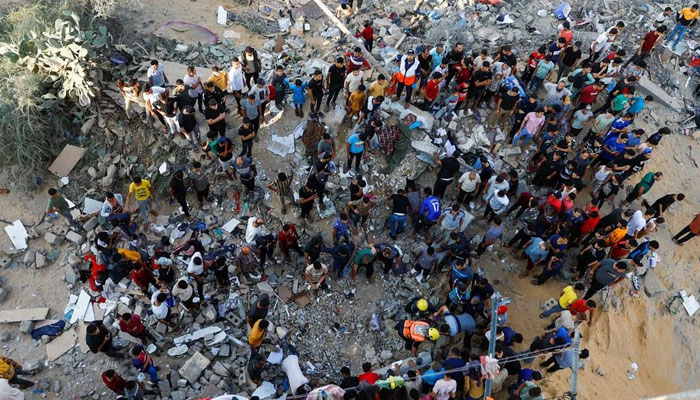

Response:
(325, 57), (347, 111)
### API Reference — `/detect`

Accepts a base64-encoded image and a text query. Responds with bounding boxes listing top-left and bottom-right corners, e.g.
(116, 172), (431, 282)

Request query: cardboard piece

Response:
(46, 329), (78, 361)
(0, 307), (49, 323)
(48, 145), (86, 177)
(77, 321), (90, 353)
(277, 286), (292, 302)
(4, 220), (29, 250)
(295, 295), (311, 307)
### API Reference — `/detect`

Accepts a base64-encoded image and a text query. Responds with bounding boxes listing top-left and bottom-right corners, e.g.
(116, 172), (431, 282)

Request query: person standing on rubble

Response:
(228, 57), (245, 113)
(665, 4), (700, 51)
(443, 43), (466, 89)
(432, 151), (461, 199)
(326, 57), (347, 112)
(241, 46), (262, 90)
(125, 176), (155, 227)
(184, 66), (205, 113)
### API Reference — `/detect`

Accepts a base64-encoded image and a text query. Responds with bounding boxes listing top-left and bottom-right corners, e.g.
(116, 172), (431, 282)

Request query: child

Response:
(288, 79), (308, 118)
(348, 84), (366, 120)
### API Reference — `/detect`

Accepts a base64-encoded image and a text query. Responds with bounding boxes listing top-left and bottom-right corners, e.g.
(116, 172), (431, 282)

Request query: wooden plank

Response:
(0, 307), (49, 323)
(77, 321), (90, 353)
(48, 144), (86, 177)
(46, 329), (78, 361)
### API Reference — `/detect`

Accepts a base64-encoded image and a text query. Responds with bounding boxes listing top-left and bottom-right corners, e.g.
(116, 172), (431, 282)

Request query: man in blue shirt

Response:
(607, 114), (633, 138)
(345, 132), (366, 172)
(417, 187), (441, 240)
(321, 242), (355, 278)
(600, 134), (628, 161)
(627, 95), (653, 118)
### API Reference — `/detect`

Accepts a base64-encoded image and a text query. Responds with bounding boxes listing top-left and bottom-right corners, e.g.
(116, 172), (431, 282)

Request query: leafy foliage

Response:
(0, 11), (109, 108)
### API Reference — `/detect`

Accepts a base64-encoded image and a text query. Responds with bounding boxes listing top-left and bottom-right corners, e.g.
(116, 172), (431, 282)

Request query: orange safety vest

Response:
(402, 320), (428, 342)
(397, 56), (419, 86)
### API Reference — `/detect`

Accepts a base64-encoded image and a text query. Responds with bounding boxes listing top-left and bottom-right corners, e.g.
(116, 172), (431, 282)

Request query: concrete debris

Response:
(179, 351), (211, 383)
(644, 272), (665, 297)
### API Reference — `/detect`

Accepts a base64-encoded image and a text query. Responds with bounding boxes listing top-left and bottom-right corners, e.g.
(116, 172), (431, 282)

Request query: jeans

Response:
(512, 128), (533, 147)
(528, 76), (544, 92)
(541, 304), (565, 317)
(136, 199), (151, 222)
(388, 213), (407, 238)
(143, 364), (159, 383)
(624, 51), (650, 68)
(667, 23), (688, 48)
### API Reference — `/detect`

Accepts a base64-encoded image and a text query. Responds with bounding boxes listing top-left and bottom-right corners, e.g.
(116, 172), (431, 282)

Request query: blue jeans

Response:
(529, 76), (544, 92)
(144, 364), (158, 382)
(512, 128), (533, 147)
(667, 24), (688, 47)
(137, 199), (151, 222)
(388, 213), (407, 238)
(541, 304), (565, 317)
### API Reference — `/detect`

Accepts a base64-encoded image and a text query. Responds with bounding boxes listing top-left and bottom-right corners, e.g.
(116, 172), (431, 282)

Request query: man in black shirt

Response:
(557, 40), (582, 81)
(532, 151), (563, 187)
(238, 117), (255, 158)
(216, 135), (234, 177)
(308, 70), (324, 113)
(621, 149), (652, 181)
(299, 179), (318, 222)
(174, 79), (195, 109)
(432, 153), (461, 199)
(246, 293), (270, 327)
(494, 45), (517, 73)
(644, 193), (685, 218)
(469, 62), (492, 110)
(417, 46), (433, 87)
(444, 42), (466, 87)
(387, 189), (410, 239)
(86, 321), (124, 358)
(325, 57), (346, 111)
(168, 170), (190, 218)
(177, 105), (200, 145)
(576, 239), (606, 279)
(509, 94), (539, 138)
(203, 81), (226, 107)
(488, 86), (520, 129)
(205, 98), (227, 136)
(339, 366), (360, 390)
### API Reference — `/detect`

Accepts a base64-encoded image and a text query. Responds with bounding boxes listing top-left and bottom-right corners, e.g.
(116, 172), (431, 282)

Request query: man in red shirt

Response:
(558, 20), (574, 48)
(278, 223), (303, 261)
(522, 45), (546, 83)
(624, 25), (667, 68)
(119, 313), (156, 343)
(354, 21), (374, 52)
(130, 262), (155, 294)
(345, 47), (371, 72)
(358, 362), (380, 384)
(568, 298), (596, 324)
(102, 369), (127, 395)
(575, 81), (605, 112)
(419, 72), (444, 110)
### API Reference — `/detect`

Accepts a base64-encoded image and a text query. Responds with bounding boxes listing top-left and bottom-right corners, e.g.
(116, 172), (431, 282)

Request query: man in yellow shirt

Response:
(248, 319), (269, 352)
(125, 176), (156, 225)
(666, 4), (699, 50)
(207, 66), (228, 91)
(539, 283), (585, 317)
(367, 74), (388, 98)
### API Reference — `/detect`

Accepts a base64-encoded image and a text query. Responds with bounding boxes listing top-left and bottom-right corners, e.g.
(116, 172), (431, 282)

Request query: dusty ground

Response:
(1, 0), (700, 399)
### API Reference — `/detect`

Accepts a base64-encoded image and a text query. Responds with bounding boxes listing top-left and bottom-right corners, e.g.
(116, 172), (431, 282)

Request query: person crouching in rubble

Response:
(395, 319), (440, 356)
(404, 297), (437, 321)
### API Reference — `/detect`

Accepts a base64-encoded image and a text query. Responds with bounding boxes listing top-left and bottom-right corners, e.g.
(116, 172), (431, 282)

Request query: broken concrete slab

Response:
(46, 329), (77, 361)
(179, 351), (211, 383)
(174, 326), (222, 345)
(637, 75), (683, 110)
(0, 307), (49, 323)
(18, 320), (34, 335)
(65, 230), (84, 245)
(48, 144), (86, 177)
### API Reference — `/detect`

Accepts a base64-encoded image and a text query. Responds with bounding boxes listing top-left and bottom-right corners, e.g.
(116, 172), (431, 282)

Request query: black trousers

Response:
(540, 355), (564, 373)
(357, 262), (374, 278)
(583, 277), (606, 299)
(244, 72), (259, 90)
(240, 140), (253, 157)
(508, 229), (531, 249)
(347, 151), (363, 170)
(433, 178), (453, 199)
(673, 225), (698, 244)
(195, 185), (209, 203)
(174, 194), (190, 217)
(327, 84), (343, 106)
(457, 189), (476, 204)
(310, 95), (323, 112)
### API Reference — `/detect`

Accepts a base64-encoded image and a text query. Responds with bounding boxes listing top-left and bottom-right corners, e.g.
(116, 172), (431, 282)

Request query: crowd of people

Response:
(30, 2), (700, 400)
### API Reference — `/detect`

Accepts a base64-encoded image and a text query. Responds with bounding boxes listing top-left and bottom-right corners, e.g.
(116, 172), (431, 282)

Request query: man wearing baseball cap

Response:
(393, 49), (420, 106)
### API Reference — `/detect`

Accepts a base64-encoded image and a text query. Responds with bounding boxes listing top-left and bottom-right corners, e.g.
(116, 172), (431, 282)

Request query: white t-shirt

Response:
(473, 56), (493, 70)
(245, 218), (266, 244)
(187, 252), (204, 275)
(594, 166), (611, 181)
(143, 86), (165, 106)
(626, 210), (646, 236)
(543, 83), (571, 105)
(458, 172), (481, 193)
(485, 176), (509, 202)
(555, 310), (575, 331)
(184, 74), (203, 97)
(150, 291), (169, 319)
(591, 32), (612, 53)
(651, 12), (667, 30)
(172, 278), (194, 301)
(305, 263), (328, 283)
(147, 65), (166, 86)
(345, 71), (364, 93)
(228, 65), (245, 92)
(432, 378), (457, 400)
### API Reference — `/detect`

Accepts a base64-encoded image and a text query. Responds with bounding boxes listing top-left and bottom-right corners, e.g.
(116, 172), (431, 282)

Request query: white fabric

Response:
(555, 310), (575, 331)
(484, 176), (509, 202)
(458, 172), (481, 193)
(431, 378), (457, 400)
(345, 71), (364, 93)
(184, 74), (203, 97)
(150, 291), (169, 319)
(281, 355), (310, 394)
(187, 251), (204, 275)
(228, 65), (245, 92)
(591, 32), (612, 53)
(627, 210), (646, 236)
(0, 379), (24, 400)
(143, 86), (165, 106)
(245, 218), (266, 244)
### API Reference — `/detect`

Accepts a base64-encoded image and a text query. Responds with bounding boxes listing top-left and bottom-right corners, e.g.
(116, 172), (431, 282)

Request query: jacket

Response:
(402, 320), (428, 341)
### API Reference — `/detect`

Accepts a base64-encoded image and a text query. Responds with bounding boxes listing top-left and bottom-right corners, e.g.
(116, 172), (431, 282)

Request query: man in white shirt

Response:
(150, 290), (172, 326)
(589, 28), (618, 62)
(430, 374), (457, 400)
(344, 69), (364, 100)
(147, 60), (168, 87)
(228, 57), (246, 112)
(457, 171), (481, 205)
(142, 83), (166, 128)
(627, 209), (650, 238)
(186, 252), (207, 305)
(246, 217), (267, 243)
(184, 66), (204, 112)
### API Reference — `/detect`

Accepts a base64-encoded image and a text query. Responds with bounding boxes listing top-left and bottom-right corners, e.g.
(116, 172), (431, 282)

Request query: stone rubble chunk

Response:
(179, 351), (211, 384)
(65, 230), (84, 244)
(35, 252), (47, 269)
(18, 320), (34, 335)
